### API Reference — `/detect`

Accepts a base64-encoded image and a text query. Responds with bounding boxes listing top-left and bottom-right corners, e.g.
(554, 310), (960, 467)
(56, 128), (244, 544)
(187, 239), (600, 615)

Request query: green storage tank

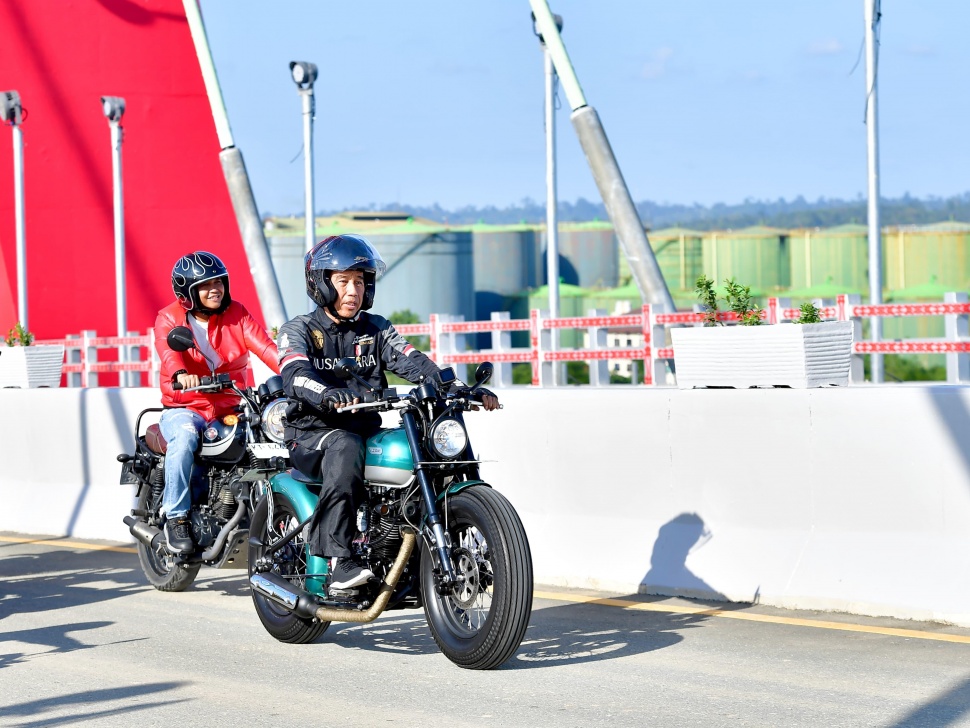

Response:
(644, 226), (704, 294)
(884, 222), (970, 293)
(702, 225), (791, 294)
(507, 283), (591, 348)
(789, 224), (870, 293)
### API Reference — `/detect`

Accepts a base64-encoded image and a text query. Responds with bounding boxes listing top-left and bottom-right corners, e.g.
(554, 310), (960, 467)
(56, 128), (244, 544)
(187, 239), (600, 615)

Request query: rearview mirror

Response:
(331, 357), (357, 380)
(167, 326), (196, 352)
(474, 362), (493, 387)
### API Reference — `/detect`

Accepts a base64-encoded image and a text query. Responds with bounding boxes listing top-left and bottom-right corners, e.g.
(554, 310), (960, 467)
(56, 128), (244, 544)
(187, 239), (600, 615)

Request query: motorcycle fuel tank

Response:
(364, 428), (414, 486)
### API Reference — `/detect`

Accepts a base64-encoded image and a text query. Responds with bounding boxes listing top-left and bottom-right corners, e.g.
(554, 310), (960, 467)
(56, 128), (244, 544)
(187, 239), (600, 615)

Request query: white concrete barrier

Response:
(2, 385), (969, 627)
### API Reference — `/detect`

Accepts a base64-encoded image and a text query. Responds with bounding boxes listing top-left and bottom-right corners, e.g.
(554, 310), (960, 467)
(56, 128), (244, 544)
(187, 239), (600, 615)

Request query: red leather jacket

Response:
(154, 300), (280, 421)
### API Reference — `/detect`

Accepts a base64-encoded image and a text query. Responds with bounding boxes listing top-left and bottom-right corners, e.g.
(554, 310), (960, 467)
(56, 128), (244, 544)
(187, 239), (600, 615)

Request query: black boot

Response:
(164, 516), (194, 555)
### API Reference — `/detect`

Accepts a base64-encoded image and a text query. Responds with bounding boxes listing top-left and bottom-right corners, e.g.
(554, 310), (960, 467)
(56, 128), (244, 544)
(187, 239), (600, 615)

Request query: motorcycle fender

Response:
(267, 470), (329, 590)
(436, 480), (491, 502)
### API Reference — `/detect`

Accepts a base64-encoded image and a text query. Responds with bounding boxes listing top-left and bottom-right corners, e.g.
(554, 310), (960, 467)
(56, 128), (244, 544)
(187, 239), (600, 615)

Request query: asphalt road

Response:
(1, 533), (969, 728)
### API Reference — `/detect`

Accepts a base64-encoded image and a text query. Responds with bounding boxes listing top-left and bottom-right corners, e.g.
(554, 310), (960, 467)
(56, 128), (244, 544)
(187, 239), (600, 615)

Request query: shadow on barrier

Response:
(888, 674), (970, 728)
(641, 512), (729, 602)
(927, 386), (970, 489)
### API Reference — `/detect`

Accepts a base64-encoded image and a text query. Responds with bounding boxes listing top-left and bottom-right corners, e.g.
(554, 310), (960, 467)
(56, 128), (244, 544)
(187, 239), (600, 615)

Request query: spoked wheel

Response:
(248, 493), (330, 644)
(421, 486), (533, 670)
(135, 477), (200, 592)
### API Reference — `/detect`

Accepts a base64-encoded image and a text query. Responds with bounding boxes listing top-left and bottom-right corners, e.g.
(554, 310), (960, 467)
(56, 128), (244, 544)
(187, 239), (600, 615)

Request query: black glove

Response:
(323, 388), (357, 410)
(473, 387), (496, 401)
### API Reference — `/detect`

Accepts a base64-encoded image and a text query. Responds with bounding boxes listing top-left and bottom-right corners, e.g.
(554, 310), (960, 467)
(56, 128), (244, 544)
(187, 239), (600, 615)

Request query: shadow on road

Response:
(887, 674), (970, 728)
(0, 682), (190, 728)
(326, 594), (716, 670)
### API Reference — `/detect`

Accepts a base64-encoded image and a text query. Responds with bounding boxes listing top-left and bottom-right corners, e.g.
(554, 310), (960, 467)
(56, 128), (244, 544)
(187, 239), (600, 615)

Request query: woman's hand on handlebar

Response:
(177, 372), (201, 390)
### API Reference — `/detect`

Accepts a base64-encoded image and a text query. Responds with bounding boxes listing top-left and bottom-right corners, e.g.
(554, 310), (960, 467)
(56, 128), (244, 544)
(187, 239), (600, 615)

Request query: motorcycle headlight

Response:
(260, 398), (288, 443)
(429, 418), (468, 460)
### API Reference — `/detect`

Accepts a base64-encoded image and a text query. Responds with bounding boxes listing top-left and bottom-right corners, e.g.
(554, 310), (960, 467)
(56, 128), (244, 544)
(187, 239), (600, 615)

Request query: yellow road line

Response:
(533, 590), (970, 645)
(0, 535), (137, 554)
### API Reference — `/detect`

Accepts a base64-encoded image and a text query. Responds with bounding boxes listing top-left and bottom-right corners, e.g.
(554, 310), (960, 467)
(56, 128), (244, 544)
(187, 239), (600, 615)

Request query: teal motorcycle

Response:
(247, 359), (533, 670)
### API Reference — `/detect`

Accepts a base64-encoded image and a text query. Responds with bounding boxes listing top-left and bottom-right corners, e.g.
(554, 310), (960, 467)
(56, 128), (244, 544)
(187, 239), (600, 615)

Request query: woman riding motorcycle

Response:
(154, 251), (280, 555)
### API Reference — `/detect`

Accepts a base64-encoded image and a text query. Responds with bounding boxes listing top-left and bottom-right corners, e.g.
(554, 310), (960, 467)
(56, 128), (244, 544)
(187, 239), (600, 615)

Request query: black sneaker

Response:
(164, 516), (194, 555)
(329, 558), (374, 590)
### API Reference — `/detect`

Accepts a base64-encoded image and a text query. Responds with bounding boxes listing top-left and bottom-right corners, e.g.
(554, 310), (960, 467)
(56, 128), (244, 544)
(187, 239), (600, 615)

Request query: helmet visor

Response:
(306, 235), (387, 280)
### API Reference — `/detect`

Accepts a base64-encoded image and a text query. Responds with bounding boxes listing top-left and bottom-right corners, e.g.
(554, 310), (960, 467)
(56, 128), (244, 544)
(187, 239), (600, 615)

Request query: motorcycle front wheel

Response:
(135, 480), (201, 592)
(421, 486), (533, 670)
(248, 493), (330, 644)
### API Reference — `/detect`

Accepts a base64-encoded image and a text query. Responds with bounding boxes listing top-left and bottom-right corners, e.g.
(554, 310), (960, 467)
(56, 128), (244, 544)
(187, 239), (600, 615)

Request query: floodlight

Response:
(289, 61), (318, 90)
(101, 96), (126, 123)
(1, 90), (23, 125)
(531, 11), (563, 45)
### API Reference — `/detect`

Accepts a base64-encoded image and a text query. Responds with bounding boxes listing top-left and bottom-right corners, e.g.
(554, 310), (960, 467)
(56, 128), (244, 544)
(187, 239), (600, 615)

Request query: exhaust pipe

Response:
(123, 515), (164, 550)
(248, 527), (416, 625)
(313, 527), (415, 624)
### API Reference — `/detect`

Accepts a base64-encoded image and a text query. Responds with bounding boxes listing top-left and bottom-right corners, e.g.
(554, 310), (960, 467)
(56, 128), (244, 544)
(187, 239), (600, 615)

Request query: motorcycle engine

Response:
(189, 510), (221, 549)
(208, 468), (244, 520)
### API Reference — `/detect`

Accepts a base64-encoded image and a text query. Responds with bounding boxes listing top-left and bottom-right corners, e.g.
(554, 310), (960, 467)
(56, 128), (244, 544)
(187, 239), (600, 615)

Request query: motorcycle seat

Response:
(289, 468), (320, 485)
(145, 424), (168, 455)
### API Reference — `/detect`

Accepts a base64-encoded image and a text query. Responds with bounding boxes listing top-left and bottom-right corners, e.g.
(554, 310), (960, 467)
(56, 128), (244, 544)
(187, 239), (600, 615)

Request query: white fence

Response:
(10, 291), (970, 387)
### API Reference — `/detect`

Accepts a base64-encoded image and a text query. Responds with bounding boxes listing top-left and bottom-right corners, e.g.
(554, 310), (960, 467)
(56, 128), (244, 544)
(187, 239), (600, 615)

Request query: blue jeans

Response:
(158, 408), (206, 519)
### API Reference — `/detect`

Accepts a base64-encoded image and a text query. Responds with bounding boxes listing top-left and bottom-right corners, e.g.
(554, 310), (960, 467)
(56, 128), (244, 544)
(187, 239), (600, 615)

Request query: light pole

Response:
(863, 0), (884, 383)
(290, 61), (318, 256)
(533, 11), (563, 385)
(101, 95), (128, 385)
(2, 91), (27, 329)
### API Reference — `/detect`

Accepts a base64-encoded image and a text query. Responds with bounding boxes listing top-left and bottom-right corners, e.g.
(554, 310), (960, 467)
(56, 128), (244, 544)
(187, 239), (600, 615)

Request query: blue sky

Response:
(201, 1), (970, 216)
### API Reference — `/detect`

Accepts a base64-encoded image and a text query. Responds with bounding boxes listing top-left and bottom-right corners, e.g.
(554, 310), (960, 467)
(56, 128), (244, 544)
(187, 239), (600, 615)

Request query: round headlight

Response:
(429, 418), (468, 460)
(260, 398), (288, 443)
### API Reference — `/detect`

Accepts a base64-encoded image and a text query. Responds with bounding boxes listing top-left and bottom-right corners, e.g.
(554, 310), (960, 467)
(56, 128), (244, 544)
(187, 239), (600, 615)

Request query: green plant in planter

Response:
(723, 278), (763, 326)
(795, 302), (822, 324)
(694, 275), (721, 327)
(4, 322), (34, 346)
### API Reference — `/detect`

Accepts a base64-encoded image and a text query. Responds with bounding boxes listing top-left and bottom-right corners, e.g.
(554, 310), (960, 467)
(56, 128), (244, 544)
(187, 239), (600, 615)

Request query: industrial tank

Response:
(883, 221), (970, 293)
(788, 224), (869, 293)
(541, 221), (619, 289)
(702, 225), (791, 293)
(471, 224), (542, 318)
(265, 233), (310, 320)
(368, 223), (475, 322)
(645, 226), (704, 294)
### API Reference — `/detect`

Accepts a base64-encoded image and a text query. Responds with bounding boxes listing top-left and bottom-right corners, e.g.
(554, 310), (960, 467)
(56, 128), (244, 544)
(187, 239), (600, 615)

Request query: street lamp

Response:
(101, 95), (128, 385)
(2, 90), (27, 329)
(289, 61), (318, 258)
(532, 12), (563, 385)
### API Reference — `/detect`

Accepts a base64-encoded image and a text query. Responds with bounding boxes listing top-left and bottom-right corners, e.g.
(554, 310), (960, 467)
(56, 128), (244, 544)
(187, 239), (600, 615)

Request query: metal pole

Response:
(110, 118), (127, 386)
(529, 0), (676, 315)
(864, 0), (884, 383)
(544, 47), (560, 385)
(182, 0), (287, 328)
(300, 87), (315, 311)
(12, 123), (26, 329)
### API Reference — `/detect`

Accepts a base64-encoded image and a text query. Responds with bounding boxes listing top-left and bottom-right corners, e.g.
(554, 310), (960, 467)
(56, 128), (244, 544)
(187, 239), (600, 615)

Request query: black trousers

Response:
(289, 428), (371, 559)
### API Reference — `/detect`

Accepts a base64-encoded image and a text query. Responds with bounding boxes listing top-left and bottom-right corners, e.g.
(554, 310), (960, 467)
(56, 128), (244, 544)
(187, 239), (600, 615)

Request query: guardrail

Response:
(13, 290), (969, 387)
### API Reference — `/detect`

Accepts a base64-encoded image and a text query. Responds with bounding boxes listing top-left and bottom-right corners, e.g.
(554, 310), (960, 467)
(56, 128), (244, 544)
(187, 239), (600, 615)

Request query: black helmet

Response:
(171, 251), (232, 315)
(305, 234), (386, 314)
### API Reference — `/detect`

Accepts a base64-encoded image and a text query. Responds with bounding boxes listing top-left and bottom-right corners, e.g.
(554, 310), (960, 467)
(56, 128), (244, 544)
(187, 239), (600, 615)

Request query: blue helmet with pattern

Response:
(171, 251), (232, 315)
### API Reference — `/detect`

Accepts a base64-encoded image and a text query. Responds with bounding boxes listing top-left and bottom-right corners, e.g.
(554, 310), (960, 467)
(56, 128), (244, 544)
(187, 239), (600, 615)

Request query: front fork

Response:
(401, 410), (459, 589)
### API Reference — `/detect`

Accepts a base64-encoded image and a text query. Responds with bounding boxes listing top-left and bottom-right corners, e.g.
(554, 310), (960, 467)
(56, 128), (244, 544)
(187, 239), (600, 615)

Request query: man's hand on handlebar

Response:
(475, 387), (500, 411)
(324, 387), (359, 411)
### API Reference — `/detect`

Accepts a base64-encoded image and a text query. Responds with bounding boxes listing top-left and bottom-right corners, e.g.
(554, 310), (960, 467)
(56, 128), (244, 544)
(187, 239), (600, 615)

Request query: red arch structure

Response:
(0, 1), (265, 355)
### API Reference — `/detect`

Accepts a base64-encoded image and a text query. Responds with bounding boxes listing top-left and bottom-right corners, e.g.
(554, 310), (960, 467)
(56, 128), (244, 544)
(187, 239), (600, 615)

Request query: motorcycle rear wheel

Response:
(248, 493), (330, 644)
(421, 486), (533, 670)
(135, 482), (201, 592)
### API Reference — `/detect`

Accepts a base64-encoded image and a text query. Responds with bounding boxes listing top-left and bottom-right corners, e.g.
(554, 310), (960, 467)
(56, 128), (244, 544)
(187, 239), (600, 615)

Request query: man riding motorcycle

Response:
(276, 234), (498, 590)
(154, 251), (280, 555)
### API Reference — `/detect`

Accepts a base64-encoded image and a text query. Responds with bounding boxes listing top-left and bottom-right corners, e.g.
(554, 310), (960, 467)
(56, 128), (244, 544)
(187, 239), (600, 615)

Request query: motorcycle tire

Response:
(248, 492), (330, 644)
(135, 482), (201, 592)
(421, 486), (533, 670)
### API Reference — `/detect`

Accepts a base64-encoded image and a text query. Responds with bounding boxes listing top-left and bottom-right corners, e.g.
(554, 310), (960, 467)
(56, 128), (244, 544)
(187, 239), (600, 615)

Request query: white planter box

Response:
(0, 345), (66, 388)
(671, 321), (853, 389)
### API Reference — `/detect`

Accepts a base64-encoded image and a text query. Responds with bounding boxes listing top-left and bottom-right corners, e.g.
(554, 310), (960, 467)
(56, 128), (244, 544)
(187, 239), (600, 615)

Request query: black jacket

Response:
(277, 307), (441, 438)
